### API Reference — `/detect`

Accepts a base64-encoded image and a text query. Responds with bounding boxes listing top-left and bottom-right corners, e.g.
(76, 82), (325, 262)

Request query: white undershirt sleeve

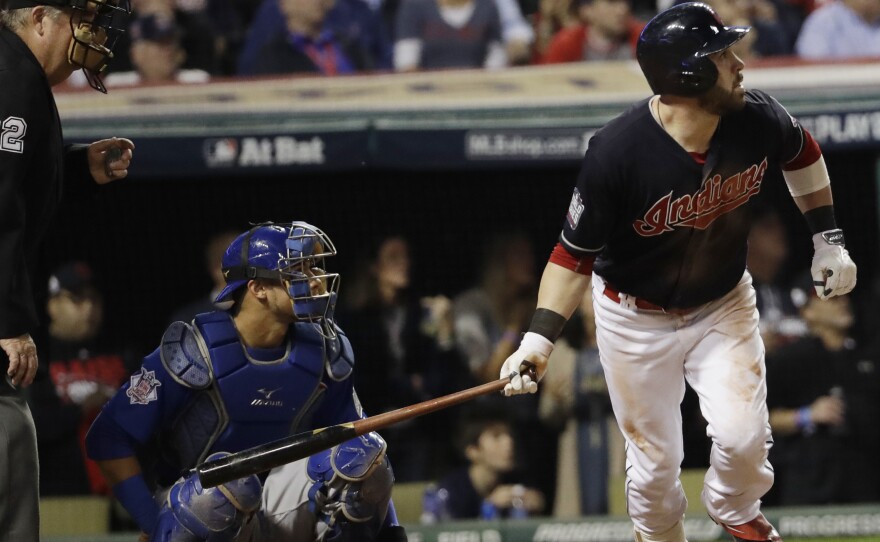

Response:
(782, 155), (831, 197)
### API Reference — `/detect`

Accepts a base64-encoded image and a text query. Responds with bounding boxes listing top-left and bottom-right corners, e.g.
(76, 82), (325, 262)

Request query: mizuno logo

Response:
(258, 387), (281, 399)
(252, 387), (284, 407)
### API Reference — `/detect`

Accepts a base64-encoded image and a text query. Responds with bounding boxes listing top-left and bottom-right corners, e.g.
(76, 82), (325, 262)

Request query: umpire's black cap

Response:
(5, 0), (71, 8)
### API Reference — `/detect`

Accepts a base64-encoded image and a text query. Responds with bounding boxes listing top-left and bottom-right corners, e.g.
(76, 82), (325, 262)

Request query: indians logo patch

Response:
(127, 367), (162, 405)
(567, 188), (585, 228)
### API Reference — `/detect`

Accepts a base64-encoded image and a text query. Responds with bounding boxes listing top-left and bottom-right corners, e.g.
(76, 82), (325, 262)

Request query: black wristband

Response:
(803, 205), (838, 234)
(527, 308), (568, 342)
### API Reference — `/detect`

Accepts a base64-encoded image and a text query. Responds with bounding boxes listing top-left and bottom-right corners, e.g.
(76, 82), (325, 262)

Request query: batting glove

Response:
(500, 332), (554, 396)
(811, 229), (857, 299)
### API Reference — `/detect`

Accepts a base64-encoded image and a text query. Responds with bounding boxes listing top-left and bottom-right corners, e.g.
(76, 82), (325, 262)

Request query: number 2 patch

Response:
(1, 116), (27, 153)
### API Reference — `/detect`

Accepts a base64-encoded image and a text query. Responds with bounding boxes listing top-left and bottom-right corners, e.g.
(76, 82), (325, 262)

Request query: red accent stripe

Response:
(784, 128), (822, 171)
(549, 243), (594, 275)
(689, 151), (707, 164)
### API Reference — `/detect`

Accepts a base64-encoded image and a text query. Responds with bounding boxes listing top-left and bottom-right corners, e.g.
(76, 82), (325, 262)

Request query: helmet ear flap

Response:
(673, 55), (719, 96)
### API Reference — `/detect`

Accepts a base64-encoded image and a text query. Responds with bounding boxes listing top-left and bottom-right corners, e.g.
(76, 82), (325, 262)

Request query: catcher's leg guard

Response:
(307, 432), (394, 541)
(151, 452), (262, 542)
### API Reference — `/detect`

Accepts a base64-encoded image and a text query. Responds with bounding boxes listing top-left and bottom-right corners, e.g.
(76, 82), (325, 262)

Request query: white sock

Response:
(634, 519), (687, 542)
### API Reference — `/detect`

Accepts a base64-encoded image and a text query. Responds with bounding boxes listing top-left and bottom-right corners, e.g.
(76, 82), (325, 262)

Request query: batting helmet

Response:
(636, 2), (750, 97)
(216, 222), (339, 323)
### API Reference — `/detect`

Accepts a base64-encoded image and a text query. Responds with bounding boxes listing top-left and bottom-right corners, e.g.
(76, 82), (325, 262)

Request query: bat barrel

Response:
(197, 424), (356, 487)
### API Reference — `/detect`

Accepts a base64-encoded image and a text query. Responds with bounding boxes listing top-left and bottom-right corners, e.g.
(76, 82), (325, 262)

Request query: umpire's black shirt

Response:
(0, 28), (92, 345)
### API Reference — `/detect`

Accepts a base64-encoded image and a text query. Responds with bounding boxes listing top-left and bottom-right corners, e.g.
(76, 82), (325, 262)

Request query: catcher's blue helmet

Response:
(216, 222), (339, 322)
(637, 2), (750, 97)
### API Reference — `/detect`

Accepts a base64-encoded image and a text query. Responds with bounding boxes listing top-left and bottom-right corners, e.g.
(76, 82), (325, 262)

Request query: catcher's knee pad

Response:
(307, 432), (394, 540)
(152, 452), (262, 542)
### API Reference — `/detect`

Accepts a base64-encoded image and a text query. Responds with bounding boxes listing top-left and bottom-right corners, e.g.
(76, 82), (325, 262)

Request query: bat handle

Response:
(520, 361), (538, 382)
(507, 361), (538, 385)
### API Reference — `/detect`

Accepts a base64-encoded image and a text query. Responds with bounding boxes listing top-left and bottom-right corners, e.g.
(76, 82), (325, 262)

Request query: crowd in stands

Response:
(56, 0), (880, 88)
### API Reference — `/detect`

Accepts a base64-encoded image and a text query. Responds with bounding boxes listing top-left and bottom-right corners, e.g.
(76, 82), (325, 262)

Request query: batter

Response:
(500, 3), (858, 542)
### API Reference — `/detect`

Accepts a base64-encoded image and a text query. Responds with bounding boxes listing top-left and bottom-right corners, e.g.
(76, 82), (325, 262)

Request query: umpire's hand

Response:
(87, 137), (135, 184)
(0, 333), (38, 388)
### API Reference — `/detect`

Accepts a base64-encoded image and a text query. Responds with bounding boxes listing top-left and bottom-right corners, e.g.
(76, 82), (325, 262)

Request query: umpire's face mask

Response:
(66, 0), (130, 93)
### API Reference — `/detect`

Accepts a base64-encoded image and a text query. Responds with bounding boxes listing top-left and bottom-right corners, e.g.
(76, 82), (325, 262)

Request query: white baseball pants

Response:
(591, 271), (773, 537)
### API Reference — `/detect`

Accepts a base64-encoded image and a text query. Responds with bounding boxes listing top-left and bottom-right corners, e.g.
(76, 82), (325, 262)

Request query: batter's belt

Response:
(602, 283), (696, 316)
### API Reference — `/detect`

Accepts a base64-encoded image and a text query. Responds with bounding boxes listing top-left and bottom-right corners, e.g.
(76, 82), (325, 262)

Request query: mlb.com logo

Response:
(203, 136), (326, 168)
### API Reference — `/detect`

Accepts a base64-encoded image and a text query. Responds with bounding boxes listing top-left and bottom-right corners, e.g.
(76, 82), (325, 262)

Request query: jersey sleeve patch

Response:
(126, 367), (162, 405)
(566, 188), (585, 229)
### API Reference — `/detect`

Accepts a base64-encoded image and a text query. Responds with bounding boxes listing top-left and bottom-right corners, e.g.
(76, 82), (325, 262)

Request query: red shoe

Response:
(718, 513), (782, 542)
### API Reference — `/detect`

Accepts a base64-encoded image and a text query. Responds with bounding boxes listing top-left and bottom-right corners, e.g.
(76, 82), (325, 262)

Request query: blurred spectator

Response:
(393, 0), (507, 71)
(531, 0), (579, 61)
(103, 14), (211, 86)
(538, 286), (623, 516)
(539, 0), (644, 63)
(173, 0), (254, 75)
(453, 231), (536, 383)
(766, 274), (880, 505)
(339, 235), (470, 481)
(168, 230), (237, 324)
(383, 0), (532, 60)
(433, 403), (545, 519)
(495, 0), (536, 64)
(237, 0), (393, 75)
(701, 0), (792, 58)
(115, 0), (221, 75)
(452, 232), (559, 507)
(27, 262), (138, 496)
(747, 206), (807, 353)
(244, 0), (380, 75)
(795, 0), (880, 59)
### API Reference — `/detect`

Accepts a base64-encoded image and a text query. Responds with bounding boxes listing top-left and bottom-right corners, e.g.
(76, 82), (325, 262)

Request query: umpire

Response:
(1, 0), (132, 538)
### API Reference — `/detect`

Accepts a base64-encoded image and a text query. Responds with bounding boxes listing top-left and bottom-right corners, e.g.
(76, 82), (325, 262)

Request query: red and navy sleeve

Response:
(552, 135), (615, 274)
(757, 90), (822, 170)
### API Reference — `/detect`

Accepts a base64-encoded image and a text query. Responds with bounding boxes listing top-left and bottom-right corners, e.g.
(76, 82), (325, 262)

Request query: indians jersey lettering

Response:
(635, 158), (768, 236)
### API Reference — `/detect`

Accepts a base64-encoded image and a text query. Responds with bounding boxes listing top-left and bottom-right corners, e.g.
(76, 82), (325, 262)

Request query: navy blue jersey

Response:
(560, 90), (804, 309)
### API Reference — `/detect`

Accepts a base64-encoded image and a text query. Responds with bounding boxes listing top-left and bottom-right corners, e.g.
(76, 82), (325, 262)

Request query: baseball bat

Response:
(195, 365), (536, 488)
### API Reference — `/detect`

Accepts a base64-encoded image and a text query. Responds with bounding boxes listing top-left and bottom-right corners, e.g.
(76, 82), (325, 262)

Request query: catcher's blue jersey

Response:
(90, 311), (361, 486)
